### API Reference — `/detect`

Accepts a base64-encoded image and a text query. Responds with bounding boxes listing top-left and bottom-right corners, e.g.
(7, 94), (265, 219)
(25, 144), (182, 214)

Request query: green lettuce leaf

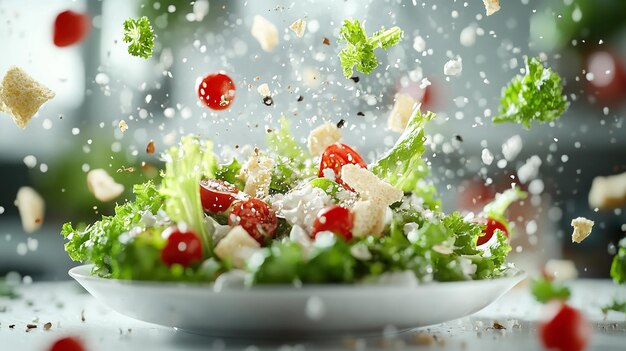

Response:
(494, 56), (569, 128)
(371, 109), (440, 210)
(531, 277), (571, 303)
(216, 158), (245, 190)
(482, 186), (528, 222)
(602, 299), (626, 314)
(610, 238), (626, 284)
(160, 136), (217, 255)
(266, 116), (315, 194)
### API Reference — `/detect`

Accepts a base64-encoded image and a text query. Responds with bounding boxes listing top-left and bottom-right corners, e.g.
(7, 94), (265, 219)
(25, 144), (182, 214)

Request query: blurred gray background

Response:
(0, 0), (624, 281)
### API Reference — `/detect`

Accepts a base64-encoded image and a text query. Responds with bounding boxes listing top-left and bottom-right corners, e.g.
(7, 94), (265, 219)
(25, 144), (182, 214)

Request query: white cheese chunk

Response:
(544, 259), (578, 282)
(239, 155), (274, 199)
(340, 164), (403, 206)
(213, 225), (261, 269)
(289, 19), (306, 38)
(388, 94), (418, 133)
(251, 15), (279, 52)
(0, 66), (55, 129)
(307, 122), (341, 155)
(257, 83), (271, 97)
(483, 0), (501, 16)
(571, 217), (594, 243)
(87, 169), (124, 202)
(588, 171), (626, 209)
(14, 186), (45, 233)
(443, 57), (463, 76)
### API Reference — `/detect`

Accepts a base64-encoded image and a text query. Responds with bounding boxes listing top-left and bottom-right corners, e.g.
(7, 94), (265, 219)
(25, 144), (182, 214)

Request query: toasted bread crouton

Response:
(341, 164), (403, 206)
(307, 122), (342, 155)
(239, 155), (274, 198)
(483, 0), (500, 16)
(571, 217), (594, 243)
(214, 225), (261, 268)
(388, 94), (418, 132)
(14, 186), (45, 233)
(87, 169), (125, 202)
(0, 66), (55, 128)
(251, 15), (278, 52)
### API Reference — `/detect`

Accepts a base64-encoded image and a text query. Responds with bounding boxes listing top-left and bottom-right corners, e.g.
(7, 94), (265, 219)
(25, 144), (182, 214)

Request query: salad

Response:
(61, 108), (526, 286)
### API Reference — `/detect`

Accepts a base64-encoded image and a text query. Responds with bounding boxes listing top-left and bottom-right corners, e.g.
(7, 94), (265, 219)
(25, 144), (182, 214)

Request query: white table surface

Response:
(1, 279), (625, 351)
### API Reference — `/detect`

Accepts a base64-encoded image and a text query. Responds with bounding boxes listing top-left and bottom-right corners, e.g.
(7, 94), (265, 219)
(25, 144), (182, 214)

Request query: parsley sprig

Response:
(123, 16), (155, 59)
(338, 19), (403, 78)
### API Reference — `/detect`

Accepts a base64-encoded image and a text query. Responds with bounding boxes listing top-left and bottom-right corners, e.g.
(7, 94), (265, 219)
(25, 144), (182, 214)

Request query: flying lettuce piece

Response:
(160, 136), (217, 255)
(531, 277), (571, 303)
(338, 19), (404, 78)
(123, 16), (155, 59)
(371, 108), (440, 210)
(216, 158), (245, 190)
(494, 56), (568, 128)
(481, 185), (528, 222)
(266, 116), (315, 194)
(61, 181), (167, 278)
(610, 238), (626, 284)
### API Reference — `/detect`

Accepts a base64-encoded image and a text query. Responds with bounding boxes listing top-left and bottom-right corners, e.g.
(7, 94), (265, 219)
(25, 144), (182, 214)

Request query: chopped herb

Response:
(122, 16), (155, 59)
(602, 299), (626, 314)
(610, 238), (626, 284)
(531, 277), (571, 303)
(337, 19), (404, 78)
(494, 56), (568, 128)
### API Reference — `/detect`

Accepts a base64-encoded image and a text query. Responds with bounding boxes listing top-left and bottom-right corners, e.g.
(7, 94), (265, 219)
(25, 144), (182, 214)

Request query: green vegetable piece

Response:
(610, 238), (626, 284)
(123, 16), (155, 59)
(216, 159), (245, 190)
(299, 236), (355, 283)
(249, 242), (303, 284)
(338, 19), (404, 78)
(371, 108), (440, 210)
(309, 178), (342, 198)
(601, 299), (626, 314)
(531, 277), (571, 303)
(482, 186), (528, 222)
(266, 116), (315, 194)
(0, 278), (18, 299)
(494, 56), (569, 128)
(160, 136), (217, 256)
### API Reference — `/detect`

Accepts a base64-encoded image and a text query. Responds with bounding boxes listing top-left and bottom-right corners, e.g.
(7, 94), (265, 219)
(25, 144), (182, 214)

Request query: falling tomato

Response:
(584, 49), (626, 106)
(53, 10), (91, 47)
(197, 73), (236, 110)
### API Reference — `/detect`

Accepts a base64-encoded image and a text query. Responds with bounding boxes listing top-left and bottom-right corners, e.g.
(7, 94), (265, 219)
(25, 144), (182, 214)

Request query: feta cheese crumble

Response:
(571, 217), (594, 243)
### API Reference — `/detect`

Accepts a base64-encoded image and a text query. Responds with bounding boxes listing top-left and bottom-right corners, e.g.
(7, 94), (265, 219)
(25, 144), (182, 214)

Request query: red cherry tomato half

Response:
(197, 73), (236, 110)
(311, 205), (354, 241)
(53, 10), (90, 47)
(49, 337), (86, 351)
(539, 303), (591, 351)
(318, 143), (367, 189)
(160, 227), (203, 267)
(585, 50), (626, 105)
(475, 217), (509, 246)
(200, 179), (241, 214)
(228, 198), (277, 244)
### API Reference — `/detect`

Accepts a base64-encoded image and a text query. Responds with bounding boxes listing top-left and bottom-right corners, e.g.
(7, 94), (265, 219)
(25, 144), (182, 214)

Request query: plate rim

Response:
(69, 264), (527, 292)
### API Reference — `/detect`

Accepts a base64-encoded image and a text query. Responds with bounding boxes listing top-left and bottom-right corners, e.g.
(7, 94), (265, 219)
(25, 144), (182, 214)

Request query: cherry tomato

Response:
(475, 217), (508, 246)
(539, 303), (591, 351)
(228, 198), (277, 244)
(49, 337), (86, 351)
(197, 73), (236, 110)
(200, 179), (241, 213)
(584, 50), (626, 106)
(311, 205), (354, 241)
(53, 10), (90, 47)
(160, 227), (203, 267)
(318, 143), (367, 189)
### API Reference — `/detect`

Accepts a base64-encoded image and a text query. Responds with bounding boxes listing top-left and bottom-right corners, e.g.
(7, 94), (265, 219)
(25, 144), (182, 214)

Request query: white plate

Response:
(70, 265), (525, 337)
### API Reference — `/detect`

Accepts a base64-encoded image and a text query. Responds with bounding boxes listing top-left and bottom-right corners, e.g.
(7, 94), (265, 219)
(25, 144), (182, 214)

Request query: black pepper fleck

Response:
(297, 95), (304, 102)
(455, 134), (463, 142)
(357, 112), (365, 116)
(322, 37), (330, 45)
(349, 76), (360, 83)
(263, 96), (274, 106)
(336, 119), (346, 128)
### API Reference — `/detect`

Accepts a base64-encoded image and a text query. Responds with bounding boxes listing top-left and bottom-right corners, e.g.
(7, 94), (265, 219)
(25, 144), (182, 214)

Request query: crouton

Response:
(214, 225), (261, 268)
(388, 93), (418, 132)
(571, 217), (594, 243)
(0, 66), (55, 128)
(341, 164), (403, 206)
(87, 169), (125, 202)
(307, 122), (342, 155)
(239, 155), (274, 198)
(351, 200), (387, 237)
(14, 186), (45, 233)
(483, 0), (500, 16)
(251, 15), (278, 52)
(289, 19), (306, 38)
(588, 171), (626, 209)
